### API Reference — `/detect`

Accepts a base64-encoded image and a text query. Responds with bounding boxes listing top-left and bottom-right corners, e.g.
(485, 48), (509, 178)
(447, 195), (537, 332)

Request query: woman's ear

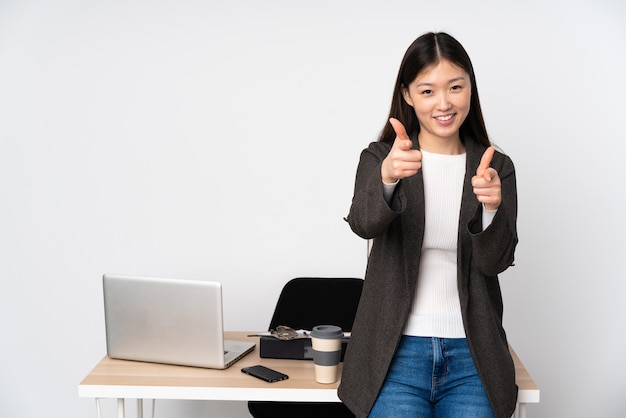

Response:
(401, 85), (414, 107)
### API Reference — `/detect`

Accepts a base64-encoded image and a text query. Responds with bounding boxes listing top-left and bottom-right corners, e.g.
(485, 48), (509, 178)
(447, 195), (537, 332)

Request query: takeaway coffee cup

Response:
(310, 325), (343, 384)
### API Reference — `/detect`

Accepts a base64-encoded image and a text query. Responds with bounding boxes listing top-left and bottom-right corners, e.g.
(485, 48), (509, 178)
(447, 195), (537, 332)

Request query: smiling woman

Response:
(338, 32), (518, 418)
(401, 60), (471, 153)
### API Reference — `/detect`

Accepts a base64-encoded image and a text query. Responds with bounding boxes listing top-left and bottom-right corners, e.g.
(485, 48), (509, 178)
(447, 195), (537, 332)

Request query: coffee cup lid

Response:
(311, 325), (343, 339)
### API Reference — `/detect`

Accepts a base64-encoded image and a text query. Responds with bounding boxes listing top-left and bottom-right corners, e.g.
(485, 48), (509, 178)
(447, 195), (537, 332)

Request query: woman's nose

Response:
(437, 92), (452, 110)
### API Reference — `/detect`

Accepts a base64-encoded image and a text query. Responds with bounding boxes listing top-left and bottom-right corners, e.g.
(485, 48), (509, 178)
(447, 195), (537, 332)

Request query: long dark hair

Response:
(379, 32), (490, 146)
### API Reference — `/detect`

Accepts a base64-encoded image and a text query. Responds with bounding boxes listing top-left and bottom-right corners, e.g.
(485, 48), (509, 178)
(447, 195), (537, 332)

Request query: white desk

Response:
(79, 332), (539, 418)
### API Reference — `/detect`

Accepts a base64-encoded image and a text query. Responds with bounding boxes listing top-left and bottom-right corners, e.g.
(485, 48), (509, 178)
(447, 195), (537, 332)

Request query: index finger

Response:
(389, 117), (409, 140)
(477, 146), (495, 176)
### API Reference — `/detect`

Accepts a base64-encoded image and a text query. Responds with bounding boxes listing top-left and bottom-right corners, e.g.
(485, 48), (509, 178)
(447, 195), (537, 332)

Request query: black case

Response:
(259, 336), (350, 361)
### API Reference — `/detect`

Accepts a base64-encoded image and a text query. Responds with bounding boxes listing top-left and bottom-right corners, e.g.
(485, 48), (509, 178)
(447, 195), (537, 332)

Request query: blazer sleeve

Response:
(468, 152), (518, 276)
(346, 142), (406, 239)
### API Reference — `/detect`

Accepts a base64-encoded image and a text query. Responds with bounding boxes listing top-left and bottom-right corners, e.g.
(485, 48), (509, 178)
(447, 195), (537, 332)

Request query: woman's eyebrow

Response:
(415, 76), (467, 88)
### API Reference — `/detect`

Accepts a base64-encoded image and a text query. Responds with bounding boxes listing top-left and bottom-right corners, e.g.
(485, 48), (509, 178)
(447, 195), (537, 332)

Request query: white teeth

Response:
(436, 114), (453, 121)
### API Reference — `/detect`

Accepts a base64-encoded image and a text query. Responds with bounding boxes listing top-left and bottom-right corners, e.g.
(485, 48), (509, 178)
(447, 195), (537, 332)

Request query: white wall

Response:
(1, 1), (624, 417)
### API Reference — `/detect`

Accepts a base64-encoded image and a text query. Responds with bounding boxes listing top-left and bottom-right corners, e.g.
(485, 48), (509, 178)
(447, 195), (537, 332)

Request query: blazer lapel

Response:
(400, 133), (425, 294)
(457, 138), (486, 312)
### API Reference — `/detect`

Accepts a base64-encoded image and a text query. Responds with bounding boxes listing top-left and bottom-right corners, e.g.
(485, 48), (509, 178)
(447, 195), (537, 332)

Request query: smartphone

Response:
(241, 365), (289, 383)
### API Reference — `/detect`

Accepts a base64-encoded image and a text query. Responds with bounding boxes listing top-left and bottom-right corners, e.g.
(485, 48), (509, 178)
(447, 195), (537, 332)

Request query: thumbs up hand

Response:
(381, 118), (422, 183)
(472, 146), (501, 211)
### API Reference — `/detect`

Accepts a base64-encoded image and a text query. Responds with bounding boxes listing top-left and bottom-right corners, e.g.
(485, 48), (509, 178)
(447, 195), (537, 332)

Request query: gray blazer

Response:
(338, 135), (518, 418)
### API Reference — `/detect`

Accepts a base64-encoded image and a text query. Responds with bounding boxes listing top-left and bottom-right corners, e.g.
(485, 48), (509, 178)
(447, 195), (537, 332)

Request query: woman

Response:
(338, 32), (518, 418)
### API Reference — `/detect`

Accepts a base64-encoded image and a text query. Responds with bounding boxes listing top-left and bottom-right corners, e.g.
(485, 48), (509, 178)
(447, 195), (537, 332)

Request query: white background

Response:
(1, 1), (625, 417)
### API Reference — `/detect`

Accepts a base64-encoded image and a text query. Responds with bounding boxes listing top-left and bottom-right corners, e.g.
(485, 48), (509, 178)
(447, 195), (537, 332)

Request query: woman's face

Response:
(402, 59), (471, 151)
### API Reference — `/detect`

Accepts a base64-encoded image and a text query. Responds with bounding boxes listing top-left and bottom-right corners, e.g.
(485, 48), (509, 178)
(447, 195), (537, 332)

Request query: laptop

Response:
(102, 274), (255, 369)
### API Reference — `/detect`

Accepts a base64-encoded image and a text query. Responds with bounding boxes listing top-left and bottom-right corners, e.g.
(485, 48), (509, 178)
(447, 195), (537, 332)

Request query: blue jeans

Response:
(368, 336), (495, 418)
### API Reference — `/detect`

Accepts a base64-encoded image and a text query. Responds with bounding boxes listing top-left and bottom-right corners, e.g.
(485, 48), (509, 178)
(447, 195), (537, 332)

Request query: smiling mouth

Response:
(435, 114), (455, 121)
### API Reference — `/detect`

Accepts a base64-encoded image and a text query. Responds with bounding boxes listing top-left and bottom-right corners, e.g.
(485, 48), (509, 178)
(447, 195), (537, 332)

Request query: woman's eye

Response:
(421, 89), (433, 95)
(451, 85), (462, 91)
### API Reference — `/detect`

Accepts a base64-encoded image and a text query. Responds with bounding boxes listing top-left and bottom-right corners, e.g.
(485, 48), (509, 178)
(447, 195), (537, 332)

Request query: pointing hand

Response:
(381, 118), (422, 183)
(472, 146), (501, 211)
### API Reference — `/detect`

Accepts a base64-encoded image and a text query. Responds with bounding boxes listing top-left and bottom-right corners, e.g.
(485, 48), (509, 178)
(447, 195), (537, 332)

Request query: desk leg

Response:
(137, 399), (144, 418)
(117, 398), (125, 418)
(518, 403), (526, 418)
(512, 402), (522, 418)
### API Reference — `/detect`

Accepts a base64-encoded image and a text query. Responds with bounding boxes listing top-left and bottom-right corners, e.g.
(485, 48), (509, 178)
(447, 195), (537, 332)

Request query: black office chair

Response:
(247, 277), (363, 418)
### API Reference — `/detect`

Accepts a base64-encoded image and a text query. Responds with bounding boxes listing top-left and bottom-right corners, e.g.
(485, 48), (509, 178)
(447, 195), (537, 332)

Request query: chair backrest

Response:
(268, 277), (363, 332)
